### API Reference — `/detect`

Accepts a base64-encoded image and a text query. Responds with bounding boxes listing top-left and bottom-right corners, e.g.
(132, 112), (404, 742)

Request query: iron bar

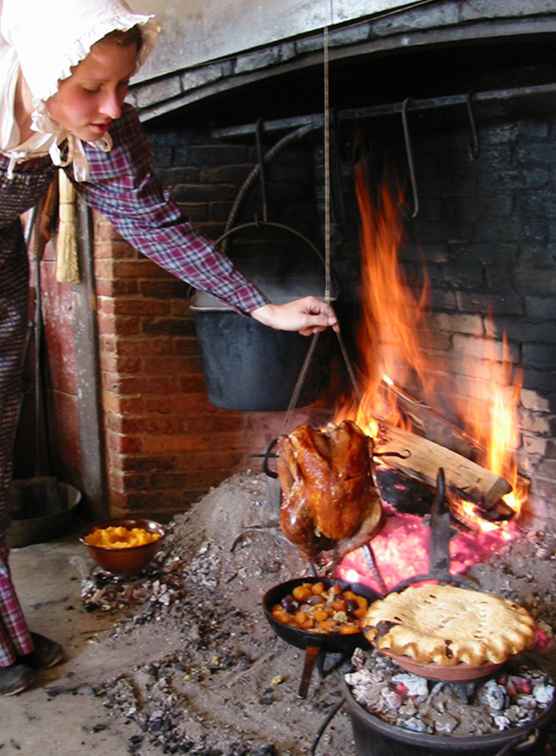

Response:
(255, 119), (269, 222)
(400, 97), (419, 218)
(211, 81), (556, 140)
(465, 92), (480, 160)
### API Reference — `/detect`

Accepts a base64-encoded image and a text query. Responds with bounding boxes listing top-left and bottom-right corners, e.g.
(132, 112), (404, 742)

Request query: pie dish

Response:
(363, 583), (536, 667)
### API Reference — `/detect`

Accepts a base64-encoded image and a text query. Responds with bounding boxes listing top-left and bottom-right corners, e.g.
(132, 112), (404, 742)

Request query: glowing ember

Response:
(336, 507), (522, 593)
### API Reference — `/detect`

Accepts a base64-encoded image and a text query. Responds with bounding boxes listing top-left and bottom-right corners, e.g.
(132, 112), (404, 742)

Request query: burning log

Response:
(375, 424), (512, 509)
(382, 378), (482, 461)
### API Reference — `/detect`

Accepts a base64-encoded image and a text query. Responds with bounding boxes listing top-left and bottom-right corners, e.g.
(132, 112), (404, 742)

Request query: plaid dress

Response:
(0, 104), (267, 667)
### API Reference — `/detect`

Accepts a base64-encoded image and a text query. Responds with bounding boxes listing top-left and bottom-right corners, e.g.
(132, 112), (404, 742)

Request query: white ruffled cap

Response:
(1, 0), (160, 103)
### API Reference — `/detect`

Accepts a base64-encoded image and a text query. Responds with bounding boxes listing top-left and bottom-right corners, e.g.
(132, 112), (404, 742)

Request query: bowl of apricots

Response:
(80, 518), (165, 576)
(263, 577), (379, 654)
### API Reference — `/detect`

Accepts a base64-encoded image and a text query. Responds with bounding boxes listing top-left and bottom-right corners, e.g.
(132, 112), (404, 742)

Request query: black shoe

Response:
(0, 664), (37, 696)
(18, 633), (65, 670)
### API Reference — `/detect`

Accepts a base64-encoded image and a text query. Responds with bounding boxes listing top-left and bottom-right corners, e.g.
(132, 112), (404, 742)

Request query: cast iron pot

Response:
(263, 576), (379, 697)
(191, 220), (336, 411)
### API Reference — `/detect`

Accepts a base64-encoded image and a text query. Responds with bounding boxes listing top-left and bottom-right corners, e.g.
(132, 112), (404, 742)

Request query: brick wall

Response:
(95, 127), (329, 519)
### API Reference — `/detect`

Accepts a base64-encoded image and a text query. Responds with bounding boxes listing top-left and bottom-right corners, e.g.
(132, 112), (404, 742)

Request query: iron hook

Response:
(465, 92), (480, 161)
(401, 98), (419, 219)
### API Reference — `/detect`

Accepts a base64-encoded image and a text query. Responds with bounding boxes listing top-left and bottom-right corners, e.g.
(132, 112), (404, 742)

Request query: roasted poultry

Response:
(277, 420), (382, 568)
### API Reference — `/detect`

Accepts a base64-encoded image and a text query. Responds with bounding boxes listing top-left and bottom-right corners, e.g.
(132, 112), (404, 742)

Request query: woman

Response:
(0, 0), (337, 695)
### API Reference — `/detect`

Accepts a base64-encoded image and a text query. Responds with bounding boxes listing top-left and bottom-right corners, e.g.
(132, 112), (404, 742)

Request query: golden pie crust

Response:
(363, 584), (536, 666)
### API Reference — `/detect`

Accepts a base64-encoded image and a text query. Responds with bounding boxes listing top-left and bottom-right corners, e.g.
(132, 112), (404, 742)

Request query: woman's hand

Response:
(251, 296), (339, 336)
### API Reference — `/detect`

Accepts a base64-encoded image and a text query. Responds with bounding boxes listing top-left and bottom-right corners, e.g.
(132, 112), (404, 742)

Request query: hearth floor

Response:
(1, 471), (555, 755)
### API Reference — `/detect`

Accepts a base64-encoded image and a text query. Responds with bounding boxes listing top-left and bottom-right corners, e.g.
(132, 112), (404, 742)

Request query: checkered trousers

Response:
(0, 545), (33, 666)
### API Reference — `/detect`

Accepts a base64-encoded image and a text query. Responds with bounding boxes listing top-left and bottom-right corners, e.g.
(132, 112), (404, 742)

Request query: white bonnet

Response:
(1, 0), (160, 102)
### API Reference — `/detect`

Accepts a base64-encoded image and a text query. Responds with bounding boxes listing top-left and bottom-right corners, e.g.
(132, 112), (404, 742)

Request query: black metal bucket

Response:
(191, 220), (336, 411)
(192, 311), (332, 411)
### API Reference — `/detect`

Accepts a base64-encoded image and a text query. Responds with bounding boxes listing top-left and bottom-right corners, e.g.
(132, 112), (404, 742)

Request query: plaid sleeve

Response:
(78, 107), (268, 314)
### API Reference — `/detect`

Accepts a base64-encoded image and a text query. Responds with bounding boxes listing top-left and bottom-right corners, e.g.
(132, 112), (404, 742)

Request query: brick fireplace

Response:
(29, 0), (556, 526)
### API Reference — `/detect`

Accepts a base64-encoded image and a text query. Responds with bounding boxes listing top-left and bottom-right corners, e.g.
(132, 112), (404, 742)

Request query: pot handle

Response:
(494, 729), (539, 756)
(298, 645), (321, 699)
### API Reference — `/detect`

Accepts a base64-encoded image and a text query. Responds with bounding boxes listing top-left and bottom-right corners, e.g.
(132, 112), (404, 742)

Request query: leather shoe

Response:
(0, 664), (37, 696)
(18, 633), (65, 670)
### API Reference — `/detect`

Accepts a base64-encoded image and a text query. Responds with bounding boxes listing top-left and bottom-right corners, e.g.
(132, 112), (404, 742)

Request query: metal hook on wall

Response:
(401, 97), (419, 219)
(465, 92), (480, 161)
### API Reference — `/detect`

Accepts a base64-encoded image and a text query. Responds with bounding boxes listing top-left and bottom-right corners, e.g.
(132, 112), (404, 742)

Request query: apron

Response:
(0, 154), (56, 664)
(0, 154), (56, 541)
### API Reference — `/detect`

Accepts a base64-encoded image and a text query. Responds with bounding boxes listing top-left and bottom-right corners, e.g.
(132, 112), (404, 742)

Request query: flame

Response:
(335, 164), (432, 432)
(457, 330), (526, 523)
(333, 168), (528, 586)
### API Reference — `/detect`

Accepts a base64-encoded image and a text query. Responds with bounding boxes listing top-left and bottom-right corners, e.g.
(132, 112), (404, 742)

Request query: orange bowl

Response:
(80, 518), (166, 577)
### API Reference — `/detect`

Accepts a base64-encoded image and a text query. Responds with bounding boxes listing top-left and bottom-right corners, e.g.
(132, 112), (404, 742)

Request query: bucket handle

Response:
(214, 219), (325, 266)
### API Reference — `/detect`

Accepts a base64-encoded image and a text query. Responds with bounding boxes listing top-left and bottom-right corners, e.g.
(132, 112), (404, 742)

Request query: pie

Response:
(363, 584), (536, 666)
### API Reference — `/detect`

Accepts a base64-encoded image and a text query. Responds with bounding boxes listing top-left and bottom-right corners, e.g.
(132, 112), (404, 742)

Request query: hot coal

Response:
(346, 648), (554, 736)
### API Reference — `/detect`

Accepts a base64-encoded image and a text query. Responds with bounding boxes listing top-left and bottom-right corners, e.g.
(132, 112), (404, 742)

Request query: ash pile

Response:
(74, 472), (353, 755)
(72, 471), (556, 755)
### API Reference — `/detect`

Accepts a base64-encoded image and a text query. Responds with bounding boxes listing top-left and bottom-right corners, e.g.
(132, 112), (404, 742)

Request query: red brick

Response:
(143, 393), (211, 414)
(107, 414), (188, 435)
(140, 280), (190, 299)
(122, 492), (187, 512)
(97, 313), (142, 337)
(99, 335), (117, 353)
(149, 472), (189, 489)
(174, 450), (243, 471)
(94, 241), (137, 260)
(142, 356), (191, 374)
(171, 300), (190, 316)
(116, 338), (174, 357)
(102, 374), (182, 394)
(93, 218), (124, 242)
(102, 392), (145, 415)
(114, 260), (171, 279)
(109, 470), (152, 493)
(141, 318), (192, 337)
(141, 430), (265, 454)
(96, 279), (139, 297)
(111, 299), (172, 317)
(100, 354), (142, 374)
(94, 259), (115, 281)
(107, 431), (143, 454)
(119, 455), (178, 473)
(177, 375), (206, 392)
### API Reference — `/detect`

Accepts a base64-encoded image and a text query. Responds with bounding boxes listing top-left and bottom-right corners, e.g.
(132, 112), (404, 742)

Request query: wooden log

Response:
(374, 424), (512, 507)
(382, 380), (482, 461)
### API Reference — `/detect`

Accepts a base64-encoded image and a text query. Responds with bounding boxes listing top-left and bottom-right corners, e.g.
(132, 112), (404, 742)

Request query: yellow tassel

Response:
(56, 170), (80, 284)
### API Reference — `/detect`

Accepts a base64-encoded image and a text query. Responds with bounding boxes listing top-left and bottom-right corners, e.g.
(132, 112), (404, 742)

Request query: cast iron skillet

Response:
(263, 576), (379, 698)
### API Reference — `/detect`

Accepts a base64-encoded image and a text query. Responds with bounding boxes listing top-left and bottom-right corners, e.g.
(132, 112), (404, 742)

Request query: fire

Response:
(455, 329), (526, 526)
(334, 166), (527, 587)
(335, 163), (434, 432)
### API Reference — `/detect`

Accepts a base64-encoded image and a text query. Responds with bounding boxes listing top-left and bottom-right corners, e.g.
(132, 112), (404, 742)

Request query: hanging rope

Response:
(323, 2), (363, 402)
(323, 20), (332, 305)
(280, 0), (363, 434)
